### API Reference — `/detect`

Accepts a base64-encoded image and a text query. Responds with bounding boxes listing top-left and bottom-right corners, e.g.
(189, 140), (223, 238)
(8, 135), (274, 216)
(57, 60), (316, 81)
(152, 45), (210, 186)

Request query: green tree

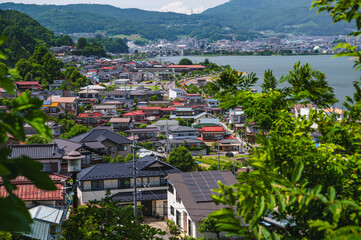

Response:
(55, 35), (74, 46)
(25, 135), (48, 144)
(59, 118), (76, 133)
(61, 191), (165, 239)
(199, 217), (221, 239)
(178, 58), (193, 65)
(62, 125), (89, 139)
(176, 117), (187, 126)
(168, 146), (196, 172)
(76, 37), (87, 49)
(0, 36), (56, 233)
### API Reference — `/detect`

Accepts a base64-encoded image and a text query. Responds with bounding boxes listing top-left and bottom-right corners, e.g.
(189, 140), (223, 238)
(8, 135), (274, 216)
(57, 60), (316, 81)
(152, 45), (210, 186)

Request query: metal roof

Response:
(70, 128), (132, 145)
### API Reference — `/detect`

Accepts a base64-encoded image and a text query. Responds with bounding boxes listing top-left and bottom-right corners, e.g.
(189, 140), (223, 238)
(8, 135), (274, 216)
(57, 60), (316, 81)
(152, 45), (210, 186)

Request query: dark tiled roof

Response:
(9, 144), (63, 160)
(167, 170), (238, 221)
(113, 190), (167, 202)
(129, 127), (159, 133)
(70, 128), (132, 145)
(78, 156), (180, 181)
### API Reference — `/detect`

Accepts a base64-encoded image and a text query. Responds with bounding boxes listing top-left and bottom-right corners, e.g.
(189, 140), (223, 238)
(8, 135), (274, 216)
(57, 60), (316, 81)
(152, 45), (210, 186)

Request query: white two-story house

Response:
(77, 156), (181, 217)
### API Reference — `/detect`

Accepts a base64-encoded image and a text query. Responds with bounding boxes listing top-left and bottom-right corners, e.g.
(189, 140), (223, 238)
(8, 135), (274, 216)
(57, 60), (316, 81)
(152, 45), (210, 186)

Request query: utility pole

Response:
(132, 134), (137, 220)
(217, 136), (221, 171)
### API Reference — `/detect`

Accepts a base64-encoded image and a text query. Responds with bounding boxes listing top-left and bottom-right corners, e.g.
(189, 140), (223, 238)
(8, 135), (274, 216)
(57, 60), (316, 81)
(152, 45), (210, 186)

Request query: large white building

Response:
(169, 88), (187, 100)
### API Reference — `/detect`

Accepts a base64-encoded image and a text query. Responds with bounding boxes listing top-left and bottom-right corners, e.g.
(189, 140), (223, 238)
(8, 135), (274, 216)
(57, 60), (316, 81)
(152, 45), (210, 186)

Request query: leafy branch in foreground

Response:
(0, 36), (56, 233)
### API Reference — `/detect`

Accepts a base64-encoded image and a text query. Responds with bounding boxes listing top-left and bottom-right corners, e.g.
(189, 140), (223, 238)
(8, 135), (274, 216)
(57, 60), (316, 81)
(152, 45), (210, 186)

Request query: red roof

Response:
(187, 93), (202, 96)
(0, 174), (68, 201)
(88, 70), (97, 73)
(199, 126), (226, 132)
(172, 101), (184, 106)
(77, 112), (104, 118)
(14, 81), (40, 85)
(140, 107), (162, 110)
(167, 65), (206, 69)
(123, 110), (145, 116)
(100, 67), (114, 70)
(161, 107), (176, 111)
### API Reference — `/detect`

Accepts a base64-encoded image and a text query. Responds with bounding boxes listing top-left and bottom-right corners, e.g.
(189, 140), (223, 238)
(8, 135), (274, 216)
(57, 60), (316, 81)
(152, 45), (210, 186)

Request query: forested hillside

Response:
(202, 0), (349, 35)
(0, 1), (351, 40)
(0, 9), (55, 66)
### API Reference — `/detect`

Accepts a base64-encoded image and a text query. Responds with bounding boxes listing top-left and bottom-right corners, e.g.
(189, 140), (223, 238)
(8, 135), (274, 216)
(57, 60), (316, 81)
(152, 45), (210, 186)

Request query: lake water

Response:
(157, 55), (361, 108)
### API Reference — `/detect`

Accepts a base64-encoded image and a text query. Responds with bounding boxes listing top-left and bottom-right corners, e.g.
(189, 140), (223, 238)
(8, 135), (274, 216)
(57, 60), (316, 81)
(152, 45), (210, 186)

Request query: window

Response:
(42, 162), (58, 172)
(176, 192), (181, 203)
(160, 178), (167, 186)
(168, 183), (174, 194)
(82, 155), (91, 165)
(118, 145), (127, 151)
(91, 180), (104, 190)
(170, 205), (174, 216)
(118, 179), (130, 189)
(176, 210), (181, 226)
(188, 219), (192, 236)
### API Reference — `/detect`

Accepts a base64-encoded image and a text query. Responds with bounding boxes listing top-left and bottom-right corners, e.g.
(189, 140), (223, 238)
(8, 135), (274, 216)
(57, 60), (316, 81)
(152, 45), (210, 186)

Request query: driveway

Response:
(143, 217), (172, 239)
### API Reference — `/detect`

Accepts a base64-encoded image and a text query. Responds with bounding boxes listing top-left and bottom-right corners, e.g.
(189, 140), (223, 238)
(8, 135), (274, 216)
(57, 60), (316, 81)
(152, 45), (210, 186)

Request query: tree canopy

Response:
(168, 146), (196, 172)
(178, 58), (193, 65)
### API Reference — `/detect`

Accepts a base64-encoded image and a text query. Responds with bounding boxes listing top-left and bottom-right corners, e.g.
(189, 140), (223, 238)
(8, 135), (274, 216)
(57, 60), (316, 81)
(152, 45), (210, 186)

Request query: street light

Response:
(63, 150), (85, 213)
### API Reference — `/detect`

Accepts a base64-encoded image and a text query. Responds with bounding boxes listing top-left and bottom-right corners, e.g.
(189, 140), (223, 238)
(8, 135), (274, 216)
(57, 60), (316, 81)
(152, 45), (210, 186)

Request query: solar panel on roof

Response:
(184, 171), (226, 203)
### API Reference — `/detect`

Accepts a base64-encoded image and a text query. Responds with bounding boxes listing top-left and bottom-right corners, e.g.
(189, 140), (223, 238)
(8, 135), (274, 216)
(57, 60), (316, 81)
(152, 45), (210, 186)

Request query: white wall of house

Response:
(169, 89), (186, 100)
(169, 131), (198, 140)
(78, 177), (166, 204)
(167, 184), (197, 238)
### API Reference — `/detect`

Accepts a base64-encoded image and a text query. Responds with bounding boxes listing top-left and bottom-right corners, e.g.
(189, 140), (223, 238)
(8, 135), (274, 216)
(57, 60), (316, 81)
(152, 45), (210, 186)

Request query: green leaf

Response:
(328, 186), (336, 202)
(292, 161), (304, 183)
(260, 226), (272, 240)
(0, 163), (10, 176)
(12, 156), (57, 191)
(0, 196), (32, 232)
(0, 76), (15, 93)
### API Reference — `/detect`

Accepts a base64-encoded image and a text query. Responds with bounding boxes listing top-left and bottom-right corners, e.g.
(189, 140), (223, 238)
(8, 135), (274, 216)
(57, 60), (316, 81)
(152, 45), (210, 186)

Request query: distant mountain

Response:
(0, 1), (352, 41)
(202, 0), (350, 35)
(0, 9), (55, 66)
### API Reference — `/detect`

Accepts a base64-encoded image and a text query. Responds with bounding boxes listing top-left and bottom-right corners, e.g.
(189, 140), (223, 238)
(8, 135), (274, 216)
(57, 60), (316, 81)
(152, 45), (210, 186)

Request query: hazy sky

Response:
(6, 0), (229, 14)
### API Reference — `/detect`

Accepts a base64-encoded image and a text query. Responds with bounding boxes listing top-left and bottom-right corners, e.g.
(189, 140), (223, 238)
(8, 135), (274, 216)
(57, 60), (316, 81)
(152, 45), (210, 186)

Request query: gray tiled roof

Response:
(70, 128), (132, 145)
(169, 126), (198, 132)
(9, 144), (63, 160)
(78, 156), (180, 181)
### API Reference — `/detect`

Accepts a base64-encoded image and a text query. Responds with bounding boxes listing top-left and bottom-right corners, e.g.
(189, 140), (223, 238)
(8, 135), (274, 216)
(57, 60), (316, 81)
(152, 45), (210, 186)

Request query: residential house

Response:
(186, 93), (204, 105)
(229, 108), (246, 124)
(70, 128), (132, 158)
(14, 81), (43, 92)
(123, 110), (146, 124)
(0, 88), (17, 98)
(167, 171), (237, 238)
(169, 88), (187, 100)
(152, 120), (179, 136)
(77, 156), (181, 217)
(191, 105), (208, 115)
(93, 105), (120, 119)
(219, 139), (241, 152)
(109, 117), (133, 131)
(48, 79), (67, 90)
(159, 139), (206, 156)
(168, 126), (198, 140)
(24, 121), (62, 138)
(140, 107), (162, 117)
(105, 90), (130, 101)
(9, 144), (64, 173)
(206, 99), (219, 108)
(148, 100), (172, 108)
(31, 90), (54, 101)
(77, 89), (101, 105)
(76, 112), (107, 127)
(0, 174), (68, 208)
(160, 107), (176, 116)
(199, 126), (226, 141)
(324, 107), (345, 121)
(23, 205), (64, 240)
(52, 138), (105, 171)
(47, 97), (77, 115)
(174, 107), (194, 117)
(80, 85), (106, 94)
(128, 127), (159, 141)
